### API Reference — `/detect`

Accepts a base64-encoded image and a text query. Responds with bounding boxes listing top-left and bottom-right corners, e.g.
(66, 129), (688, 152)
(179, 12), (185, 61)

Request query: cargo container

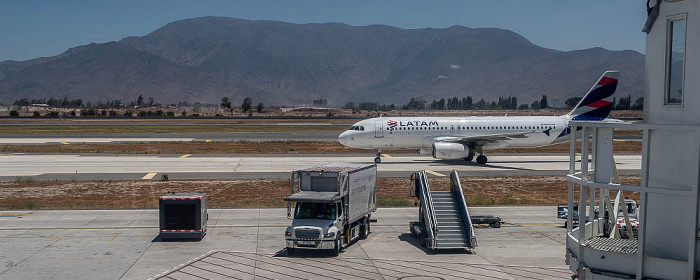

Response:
(159, 193), (207, 240)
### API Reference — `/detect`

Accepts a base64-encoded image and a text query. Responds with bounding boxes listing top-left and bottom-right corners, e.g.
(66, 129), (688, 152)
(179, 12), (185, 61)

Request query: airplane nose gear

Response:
(476, 155), (488, 164)
(374, 149), (382, 164)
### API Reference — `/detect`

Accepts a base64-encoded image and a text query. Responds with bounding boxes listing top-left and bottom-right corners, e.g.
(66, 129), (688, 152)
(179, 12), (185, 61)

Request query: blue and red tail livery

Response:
(568, 70), (620, 121)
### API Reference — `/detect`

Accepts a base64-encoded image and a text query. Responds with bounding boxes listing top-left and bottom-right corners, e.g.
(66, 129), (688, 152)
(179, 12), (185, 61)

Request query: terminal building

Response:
(565, 0), (699, 279)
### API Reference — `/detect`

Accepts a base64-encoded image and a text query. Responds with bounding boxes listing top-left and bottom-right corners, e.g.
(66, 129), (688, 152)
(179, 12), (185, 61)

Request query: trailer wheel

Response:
(286, 247), (295, 255)
(493, 222), (501, 228)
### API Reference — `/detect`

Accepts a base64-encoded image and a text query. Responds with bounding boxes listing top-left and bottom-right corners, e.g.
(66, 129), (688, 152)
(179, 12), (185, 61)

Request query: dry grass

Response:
(0, 140), (642, 155)
(0, 175), (641, 210)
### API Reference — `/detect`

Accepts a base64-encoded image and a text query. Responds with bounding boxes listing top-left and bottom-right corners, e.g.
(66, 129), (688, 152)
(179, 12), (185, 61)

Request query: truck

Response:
(284, 163), (377, 256)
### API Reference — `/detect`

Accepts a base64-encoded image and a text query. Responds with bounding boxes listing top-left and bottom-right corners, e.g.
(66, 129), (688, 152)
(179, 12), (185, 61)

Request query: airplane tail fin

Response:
(567, 70), (620, 121)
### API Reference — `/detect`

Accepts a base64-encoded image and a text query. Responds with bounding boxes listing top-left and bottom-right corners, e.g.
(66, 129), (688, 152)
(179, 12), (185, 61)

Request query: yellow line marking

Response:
(180, 154), (192, 158)
(381, 153), (392, 158)
(108, 233), (122, 242)
(61, 142), (70, 145)
(424, 170), (446, 177)
(0, 213), (28, 218)
(614, 139), (626, 142)
(205, 139), (212, 143)
(142, 172), (157, 180)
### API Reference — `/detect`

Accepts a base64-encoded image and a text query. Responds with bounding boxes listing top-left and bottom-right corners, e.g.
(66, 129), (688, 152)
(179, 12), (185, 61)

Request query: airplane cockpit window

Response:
(347, 126), (365, 131)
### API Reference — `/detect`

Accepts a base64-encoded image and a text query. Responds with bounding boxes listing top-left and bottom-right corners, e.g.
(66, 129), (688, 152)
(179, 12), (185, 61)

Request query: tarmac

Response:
(0, 207), (572, 280)
(0, 153), (641, 181)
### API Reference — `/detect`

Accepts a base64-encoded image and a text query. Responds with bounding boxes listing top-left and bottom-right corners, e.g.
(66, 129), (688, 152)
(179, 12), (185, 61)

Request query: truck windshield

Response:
(294, 203), (336, 220)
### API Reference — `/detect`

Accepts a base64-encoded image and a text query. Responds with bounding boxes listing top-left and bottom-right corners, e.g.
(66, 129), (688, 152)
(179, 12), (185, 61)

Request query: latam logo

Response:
(387, 120), (439, 130)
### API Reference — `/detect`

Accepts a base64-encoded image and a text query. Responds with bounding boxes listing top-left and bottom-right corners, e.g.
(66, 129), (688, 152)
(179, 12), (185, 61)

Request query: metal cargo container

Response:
(159, 192), (207, 240)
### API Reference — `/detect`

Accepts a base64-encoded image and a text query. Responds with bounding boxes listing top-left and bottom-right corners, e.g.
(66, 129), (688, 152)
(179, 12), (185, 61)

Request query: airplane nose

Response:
(338, 131), (349, 146)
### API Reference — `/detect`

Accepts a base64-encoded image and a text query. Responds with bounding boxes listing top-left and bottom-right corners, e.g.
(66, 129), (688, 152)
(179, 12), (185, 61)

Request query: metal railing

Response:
(449, 170), (476, 248)
(416, 170), (438, 248)
(565, 121), (700, 279)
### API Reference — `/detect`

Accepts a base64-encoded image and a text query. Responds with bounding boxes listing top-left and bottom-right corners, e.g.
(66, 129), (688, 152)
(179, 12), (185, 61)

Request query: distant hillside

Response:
(0, 16), (644, 106)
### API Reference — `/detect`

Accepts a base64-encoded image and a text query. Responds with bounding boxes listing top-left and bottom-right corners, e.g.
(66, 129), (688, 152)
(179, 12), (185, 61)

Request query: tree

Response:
(256, 102), (264, 113)
(8, 110), (19, 117)
(342, 102), (355, 110)
(136, 95), (144, 107)
(403, 97), (426, 110)
(220, 97), (232, 116)
(565, 97), (583, 109)
(540, 95), (548, 109)
(632, 97), (644, 110)
(531, 100), (541, 110)
(241, 97), (253, 113)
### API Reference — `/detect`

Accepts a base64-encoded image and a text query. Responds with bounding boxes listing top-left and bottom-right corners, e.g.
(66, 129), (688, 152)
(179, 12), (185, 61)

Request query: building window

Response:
(666, 16), (686, 105)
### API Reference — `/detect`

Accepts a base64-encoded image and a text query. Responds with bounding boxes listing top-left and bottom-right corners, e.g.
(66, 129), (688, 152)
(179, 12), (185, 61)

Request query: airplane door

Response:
(450, 125), (455, 134)
(457, 125), (462, 134)
(375, 121), (384, 138)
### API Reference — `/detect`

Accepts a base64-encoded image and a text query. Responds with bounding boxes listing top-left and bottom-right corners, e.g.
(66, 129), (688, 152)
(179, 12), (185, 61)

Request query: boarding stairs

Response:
(410, 170), (476, 250)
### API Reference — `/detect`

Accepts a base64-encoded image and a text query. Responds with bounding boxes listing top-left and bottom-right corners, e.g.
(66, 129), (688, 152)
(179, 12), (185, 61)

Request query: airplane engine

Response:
(416, 148), (432, 156)
(432, 143), (471, 160)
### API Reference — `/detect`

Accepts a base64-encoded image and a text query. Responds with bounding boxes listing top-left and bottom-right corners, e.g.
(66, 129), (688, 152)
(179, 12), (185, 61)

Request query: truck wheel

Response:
(331, 239), (340, 256)
(493, 222), (501, 228)
(360, 220), (369, 239)
(287, 247), (295, 255)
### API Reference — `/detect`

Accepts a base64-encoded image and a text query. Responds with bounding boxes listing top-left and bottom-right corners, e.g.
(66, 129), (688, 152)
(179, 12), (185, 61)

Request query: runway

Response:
(0, 132), (342, 144)
(0, 153), (641, 181)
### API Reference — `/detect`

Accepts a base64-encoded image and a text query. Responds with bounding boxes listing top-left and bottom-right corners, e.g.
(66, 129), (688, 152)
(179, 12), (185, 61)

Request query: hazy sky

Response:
(1, 0), (647, 62)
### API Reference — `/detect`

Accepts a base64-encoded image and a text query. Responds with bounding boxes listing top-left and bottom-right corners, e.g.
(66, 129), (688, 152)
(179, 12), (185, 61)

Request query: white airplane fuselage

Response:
(338, 115), (571, 150)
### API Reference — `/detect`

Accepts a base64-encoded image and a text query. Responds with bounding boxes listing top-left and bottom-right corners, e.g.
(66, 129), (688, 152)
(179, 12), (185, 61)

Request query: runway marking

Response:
(108, 232), (122, 242)
(61, 142), (70, 145)
(424, 170), (446, 177)
(142, 172), (158, 180)
(381, 153), (392, 158)
(0, 213), (28, 218)
(205, 139), (212, 143)
(180, 154), (192, 158)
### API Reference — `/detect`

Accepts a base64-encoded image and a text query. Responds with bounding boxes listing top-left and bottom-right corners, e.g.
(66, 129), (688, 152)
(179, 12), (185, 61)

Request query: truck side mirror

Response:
(287, 203), (292, 219)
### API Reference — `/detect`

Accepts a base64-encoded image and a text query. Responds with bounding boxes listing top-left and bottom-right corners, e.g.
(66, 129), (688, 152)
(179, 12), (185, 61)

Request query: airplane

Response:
(338, 70), (620, 164)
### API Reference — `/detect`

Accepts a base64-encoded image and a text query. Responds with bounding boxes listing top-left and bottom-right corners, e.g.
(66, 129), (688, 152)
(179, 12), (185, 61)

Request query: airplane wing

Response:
(433, 130), (547, 146)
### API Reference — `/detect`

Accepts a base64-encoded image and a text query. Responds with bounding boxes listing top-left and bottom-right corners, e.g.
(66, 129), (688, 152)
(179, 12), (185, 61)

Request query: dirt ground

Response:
(1, 140), (642, 154)
(0, 175), (641, 210)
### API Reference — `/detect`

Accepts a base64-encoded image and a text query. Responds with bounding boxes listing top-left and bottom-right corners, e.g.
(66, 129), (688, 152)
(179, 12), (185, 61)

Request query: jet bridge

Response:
(409, 170), (476, 250)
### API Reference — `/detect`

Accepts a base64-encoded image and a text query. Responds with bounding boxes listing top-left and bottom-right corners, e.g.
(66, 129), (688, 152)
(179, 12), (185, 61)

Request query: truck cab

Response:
(285, 202), (343, 253)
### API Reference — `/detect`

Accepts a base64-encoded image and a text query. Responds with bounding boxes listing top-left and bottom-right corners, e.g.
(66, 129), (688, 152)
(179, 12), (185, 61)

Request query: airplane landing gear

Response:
(374, 149), (382, 164)
(476, 155), (488, 164)
(465, 146), (475, 161)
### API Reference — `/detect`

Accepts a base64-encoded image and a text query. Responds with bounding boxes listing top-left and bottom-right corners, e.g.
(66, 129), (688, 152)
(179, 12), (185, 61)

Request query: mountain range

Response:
(0, 16), (644, 107)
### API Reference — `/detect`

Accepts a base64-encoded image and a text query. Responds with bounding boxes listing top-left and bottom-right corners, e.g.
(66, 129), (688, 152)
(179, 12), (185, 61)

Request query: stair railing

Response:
(416, 170), (438, 248)
(450, 170), (477, 248)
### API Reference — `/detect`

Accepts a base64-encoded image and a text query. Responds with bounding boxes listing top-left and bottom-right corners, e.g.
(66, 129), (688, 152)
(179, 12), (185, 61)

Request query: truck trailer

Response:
(284, 163), (377, 256)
